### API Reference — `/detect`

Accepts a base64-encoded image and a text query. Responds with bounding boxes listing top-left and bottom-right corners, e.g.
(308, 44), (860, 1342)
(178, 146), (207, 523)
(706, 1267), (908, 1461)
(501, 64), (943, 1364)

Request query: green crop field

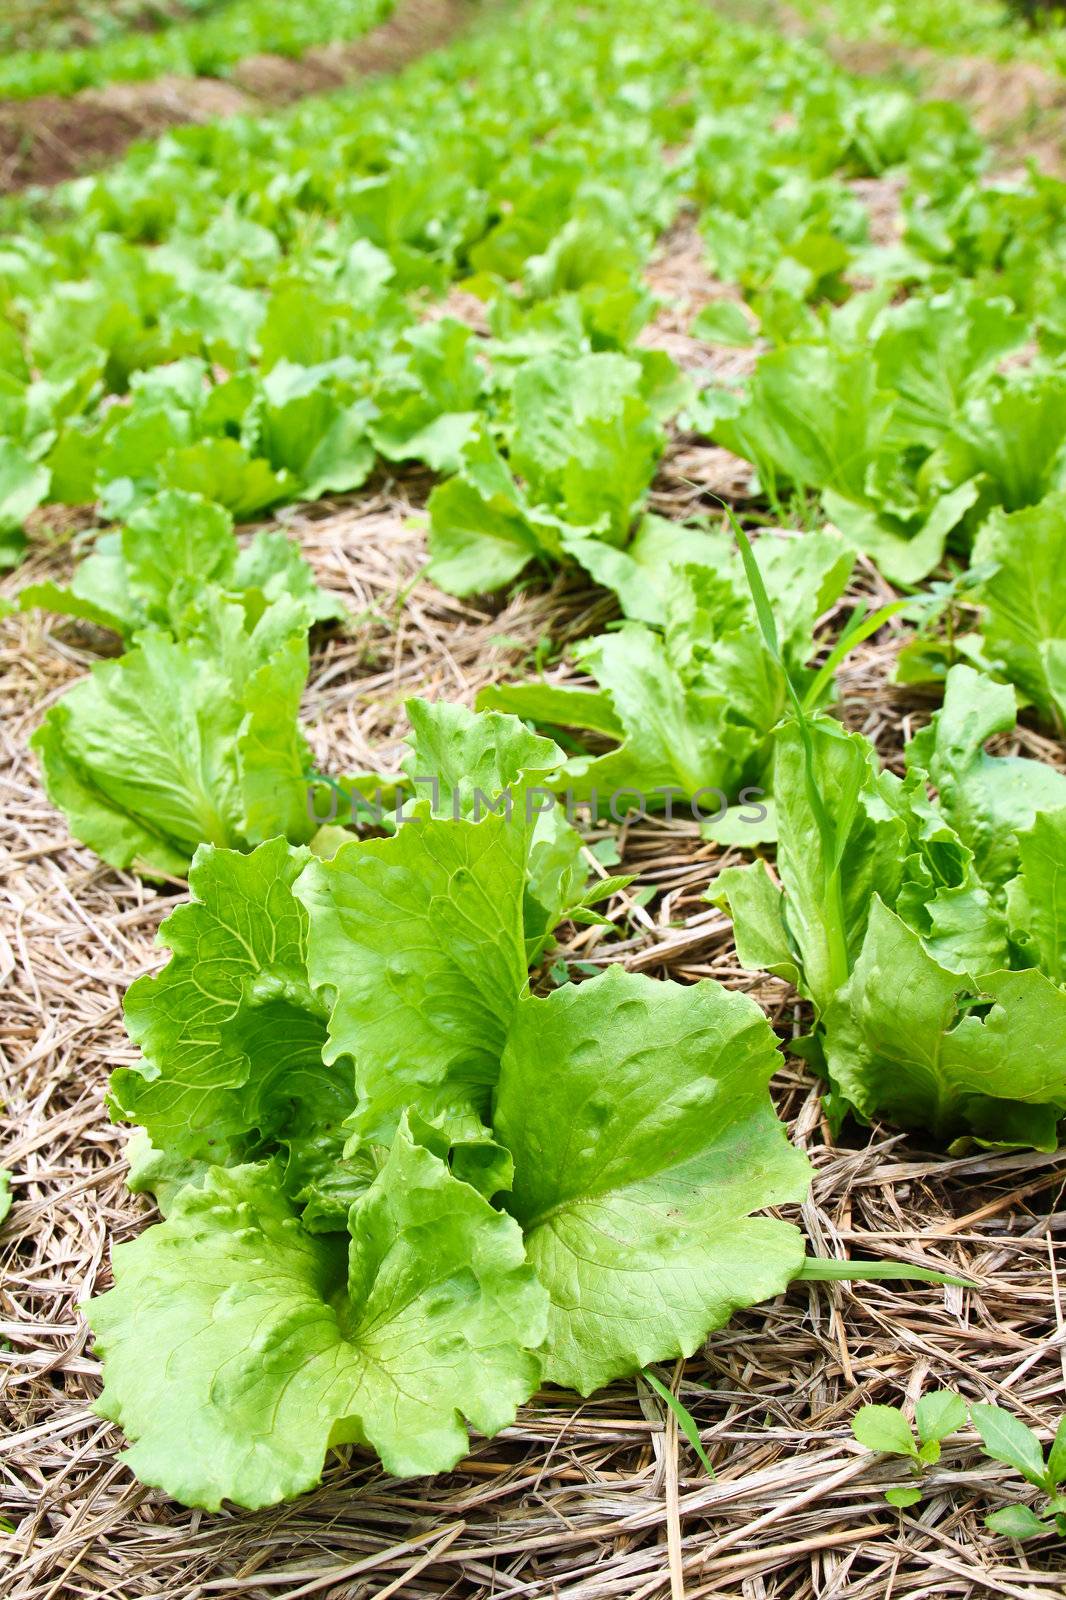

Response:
(2, 0), (1066, 1594)
(0, 0), (394, 98)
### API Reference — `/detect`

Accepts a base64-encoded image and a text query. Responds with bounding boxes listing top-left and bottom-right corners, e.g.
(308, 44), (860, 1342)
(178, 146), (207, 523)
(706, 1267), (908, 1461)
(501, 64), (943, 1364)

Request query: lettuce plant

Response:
(481, 523), (854, 809)
(0, 442), (49, 568)
(714, 664), (1066, 1147)
(425, 352), (669, 596)
(972, 492), (1066, 736)
(23, 490), (346, 877)
(17, 489), (343, 640)
(33, 588), (320, 877)
(694, 291), (1061, 586)
(87, 701), (816, 1506)
(88, 701), (950, 1509)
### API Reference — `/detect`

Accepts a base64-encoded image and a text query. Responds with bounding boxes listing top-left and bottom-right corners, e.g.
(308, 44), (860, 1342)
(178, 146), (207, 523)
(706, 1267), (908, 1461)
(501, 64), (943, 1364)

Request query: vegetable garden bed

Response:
(4, 485), (1064, 1597)
(2, 0), (1066, 1593)
(0, 0), (474, 192)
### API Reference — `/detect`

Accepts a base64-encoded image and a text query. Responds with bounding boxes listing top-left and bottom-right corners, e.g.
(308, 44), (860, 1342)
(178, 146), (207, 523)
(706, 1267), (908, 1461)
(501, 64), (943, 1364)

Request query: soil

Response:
(0, 75), (252, 192)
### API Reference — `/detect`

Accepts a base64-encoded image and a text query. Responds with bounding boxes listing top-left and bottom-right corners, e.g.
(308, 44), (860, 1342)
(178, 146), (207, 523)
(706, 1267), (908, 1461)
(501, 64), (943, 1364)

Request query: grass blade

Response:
(798, 1256), (979, 1289)
(719, 501), (851, 993)
(642, 1370), (716, 1478)
(801, 599), (910, 712)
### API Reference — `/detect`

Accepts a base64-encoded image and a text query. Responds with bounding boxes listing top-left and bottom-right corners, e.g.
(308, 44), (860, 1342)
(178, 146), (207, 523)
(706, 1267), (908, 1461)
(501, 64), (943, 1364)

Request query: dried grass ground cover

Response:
(2, 166), (1066, 1600)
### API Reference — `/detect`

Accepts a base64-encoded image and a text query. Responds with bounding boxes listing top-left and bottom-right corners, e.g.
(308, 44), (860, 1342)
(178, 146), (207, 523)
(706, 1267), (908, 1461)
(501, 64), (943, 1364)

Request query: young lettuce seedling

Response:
(851, 1390), (968, 1507)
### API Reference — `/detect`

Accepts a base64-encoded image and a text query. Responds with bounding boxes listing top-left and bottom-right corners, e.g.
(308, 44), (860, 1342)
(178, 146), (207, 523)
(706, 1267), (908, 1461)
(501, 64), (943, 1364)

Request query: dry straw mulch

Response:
(2, 180), (1066, 1600)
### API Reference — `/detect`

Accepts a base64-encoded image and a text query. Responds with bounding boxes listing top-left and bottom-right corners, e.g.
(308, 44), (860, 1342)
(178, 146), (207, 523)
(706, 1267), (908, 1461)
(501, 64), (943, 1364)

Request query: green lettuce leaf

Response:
(478, 680), (624, 741)
(257, 360), (375, 499)
(229, 528), (346, 624)
(88, 1127), (548, 1509)
(13, 546), (131, 633)
(562, 513), (729, 625)
(483, 531), (853, 810)
(115, 836), (334, 1156)
(508, 351), (664, 543)
(17, 491), (342, 638)
(370, 318), (482, 472)
(1007, 807), (1066, 987)
(32, 593), (317, 876)
(425, 348), (666, 596)
(719, 716), (909, 1011)
(396, 697), (585, 960)
(43, 409), (120, 506)
(124, 1131), (216, 1217)
(94, 404), (193, 521)
(972, 494), (1066, 735)
(715, 666), (1066, 1145)
(873, 288), (1028, 451)
(495, 966), (811, 1392)
(399, 696), (565, 820)
(710, 857), (797, 989)
(573, 620), (739, 797)
(297, 800), (530, 1137)
(158, 437), (295, 520)
(0, 440), (50, 567)
(116, 702), (586, 1163)
(697, 314), (1058, 589)
(699, 344), (893, 506)
(689, 299), (757, 347)
(825, 898), (1066, 1149)
(936, 367), (1066, 513)
(85, 491), (232, 626)
(425, 428), (561, 596)
(906, 665), (1066, 889)
(822, 476), (980, 587)
(296, 696), (590, 1136)
(693, 332), (984, 584)
(699, 173), (867, 302)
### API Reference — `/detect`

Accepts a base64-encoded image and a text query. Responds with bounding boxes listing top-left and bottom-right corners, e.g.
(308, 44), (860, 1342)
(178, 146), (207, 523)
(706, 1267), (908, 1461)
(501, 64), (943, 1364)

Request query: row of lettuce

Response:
(2, 0), (227, 56)
(0, 0), (394, 101)
(3, 0), (1065, 1512)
